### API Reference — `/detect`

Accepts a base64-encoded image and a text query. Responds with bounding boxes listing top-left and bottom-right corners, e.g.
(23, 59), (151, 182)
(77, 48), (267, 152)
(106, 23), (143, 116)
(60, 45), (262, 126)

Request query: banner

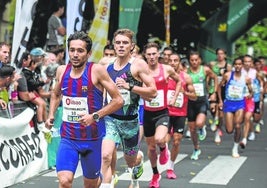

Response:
(199, 0), (267, 63)
(66, 0), (86, 37)
(66, 0), (86, 63)
(227, 0), (253, 41)
(88, 0), (111, 63)
(164, 0), (170, 46)
(94, 0), (100, 12)
(11, 0), (37, 67)
(0, 106), (48, 187)
(119, 0), (143, 40)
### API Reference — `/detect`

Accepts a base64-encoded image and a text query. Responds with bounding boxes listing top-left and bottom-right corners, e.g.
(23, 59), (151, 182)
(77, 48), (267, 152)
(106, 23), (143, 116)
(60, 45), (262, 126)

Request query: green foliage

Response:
(8, 0), (16, 30)
(234, 18), (267, 58)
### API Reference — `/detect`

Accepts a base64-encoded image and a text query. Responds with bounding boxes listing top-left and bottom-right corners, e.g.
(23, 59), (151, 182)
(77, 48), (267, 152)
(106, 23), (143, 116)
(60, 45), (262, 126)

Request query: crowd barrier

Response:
(0, 101), (48, 188)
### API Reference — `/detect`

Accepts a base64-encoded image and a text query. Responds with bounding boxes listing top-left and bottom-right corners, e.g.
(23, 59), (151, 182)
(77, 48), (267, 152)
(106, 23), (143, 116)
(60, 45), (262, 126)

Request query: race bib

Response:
(193, 83), (204, 96)
(145, 90), (164, 108)
(167, 90), (184, 108)
(228, 85), (243, 99)
(62, 96), (89, 123)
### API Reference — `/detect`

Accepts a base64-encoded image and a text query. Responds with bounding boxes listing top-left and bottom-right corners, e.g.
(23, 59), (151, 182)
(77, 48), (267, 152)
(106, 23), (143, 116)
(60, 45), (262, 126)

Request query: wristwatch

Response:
(129, 82), (134, 91)
(92, 112), (100, 122)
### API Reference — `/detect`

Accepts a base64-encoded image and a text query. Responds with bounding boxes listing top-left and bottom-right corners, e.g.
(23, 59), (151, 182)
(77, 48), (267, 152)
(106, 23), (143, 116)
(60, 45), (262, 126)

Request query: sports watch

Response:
(92, 112), (100, 122)
(129, 82), (134, 91)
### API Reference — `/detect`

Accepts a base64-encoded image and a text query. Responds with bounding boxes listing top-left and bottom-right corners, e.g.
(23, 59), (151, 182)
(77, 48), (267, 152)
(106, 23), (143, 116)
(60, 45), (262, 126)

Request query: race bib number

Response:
(62, 96), (89, 123)
(145, 90), (164, 108)
(228, 85), (243, 99)
(167, 90), (184, 108)
(193, 83), (204, 96)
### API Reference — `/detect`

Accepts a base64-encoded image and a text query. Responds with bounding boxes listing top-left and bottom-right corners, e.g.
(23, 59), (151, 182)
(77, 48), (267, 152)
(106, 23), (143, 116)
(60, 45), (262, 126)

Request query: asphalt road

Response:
(9, 104), (267, 188)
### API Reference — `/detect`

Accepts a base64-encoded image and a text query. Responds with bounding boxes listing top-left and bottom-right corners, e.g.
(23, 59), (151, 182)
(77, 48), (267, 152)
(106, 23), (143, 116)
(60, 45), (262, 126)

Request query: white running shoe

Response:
(37, 122), (51, 133)
(185, 130), (191, 138)
(214, 129), (221, 144)
(248, 132), (255, 141)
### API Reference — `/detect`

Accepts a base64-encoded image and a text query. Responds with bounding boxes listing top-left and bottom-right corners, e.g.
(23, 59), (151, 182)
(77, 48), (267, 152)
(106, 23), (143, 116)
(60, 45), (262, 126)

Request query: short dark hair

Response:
(233, 56), (243, 65)
(215, 48), (226, 55)
(18, 51), (30, 68)
(0, 65), (15, 78)
(52, 0), (65, 12)
(67, 31), (92, 53)
(51, 47), (65, 55)
(103, 44), (114, 52)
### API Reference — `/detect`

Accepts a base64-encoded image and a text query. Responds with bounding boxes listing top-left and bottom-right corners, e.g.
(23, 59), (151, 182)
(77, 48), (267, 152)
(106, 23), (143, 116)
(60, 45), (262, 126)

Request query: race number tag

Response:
(167, 90), (184, 108)
(62, 96), (88, 123)
(145, 90), (164, 108)
(228, 85), (243, 99)
(193, 83), (204, 96)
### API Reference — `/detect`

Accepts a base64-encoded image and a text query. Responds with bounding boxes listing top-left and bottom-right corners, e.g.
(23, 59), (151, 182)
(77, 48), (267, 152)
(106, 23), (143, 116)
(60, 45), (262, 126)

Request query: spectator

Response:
(46, 1), (66, 51)
(21, 59), (49, 133)
(51, 47), (65, 65)
(0, 42), (11, 66)
(16, 51), (32, 102)
(0, 42), (11, 104)
(0, 65), (16, 109)
(30, 47), (51, 96)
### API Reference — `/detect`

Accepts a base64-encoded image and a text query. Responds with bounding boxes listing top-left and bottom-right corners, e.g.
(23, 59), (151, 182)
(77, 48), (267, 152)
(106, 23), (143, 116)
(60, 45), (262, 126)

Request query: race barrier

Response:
(0, 102), (48, 188)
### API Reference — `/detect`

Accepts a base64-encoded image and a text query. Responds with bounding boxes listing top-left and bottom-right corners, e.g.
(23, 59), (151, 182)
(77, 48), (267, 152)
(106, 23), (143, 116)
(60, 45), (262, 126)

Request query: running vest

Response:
(188, 65), (206, 101)
(60, 62), (105, 141)
(167, 71), (188, 116)
(144, 64), (168, 111)
(210, 61), (228, 93)
(107, 62), (142, 118)
(252, 78), (261, 102)
(242, 68), (256, 97)
(212, 62), (228, 82)
(225, 71), (246, 101)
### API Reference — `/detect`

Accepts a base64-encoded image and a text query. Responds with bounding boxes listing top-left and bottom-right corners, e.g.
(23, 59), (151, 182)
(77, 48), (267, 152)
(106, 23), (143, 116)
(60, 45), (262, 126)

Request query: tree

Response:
(235, 18), (267, 57)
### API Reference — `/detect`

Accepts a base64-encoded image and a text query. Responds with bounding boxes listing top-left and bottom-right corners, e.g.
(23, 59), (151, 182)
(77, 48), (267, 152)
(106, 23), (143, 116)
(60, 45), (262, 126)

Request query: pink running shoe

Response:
(159, 144), (169, 165)
(149, 174), (161, 188)
(166, 169), (177, 179)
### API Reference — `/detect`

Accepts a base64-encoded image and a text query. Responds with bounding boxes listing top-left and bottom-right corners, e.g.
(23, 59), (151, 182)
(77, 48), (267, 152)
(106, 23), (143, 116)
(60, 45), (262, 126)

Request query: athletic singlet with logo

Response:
(188, 65), (206, 101)
(242, 68), (256, 96)
(60, 62), (105, 141)
(167, 71), (188, 116)
(225, 71), (246, 101)
(106, 62), (142, 116)
(144, 64), (168, 111)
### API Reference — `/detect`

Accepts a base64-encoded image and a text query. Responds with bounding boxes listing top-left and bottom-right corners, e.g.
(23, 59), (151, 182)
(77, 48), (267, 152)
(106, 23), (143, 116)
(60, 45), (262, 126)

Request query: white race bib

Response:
(193, 83), (204, 96)
(62, 96), (89, 123)
(145, 90), (164, 108)
(167, 90), (184, 108)
(228, 85), (243, 99)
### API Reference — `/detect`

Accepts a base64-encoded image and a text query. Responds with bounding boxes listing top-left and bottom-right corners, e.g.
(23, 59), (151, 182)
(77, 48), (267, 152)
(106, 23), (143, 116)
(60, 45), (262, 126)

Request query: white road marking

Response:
(190, 155), (247, 185)
(43, 153), (247, 186)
